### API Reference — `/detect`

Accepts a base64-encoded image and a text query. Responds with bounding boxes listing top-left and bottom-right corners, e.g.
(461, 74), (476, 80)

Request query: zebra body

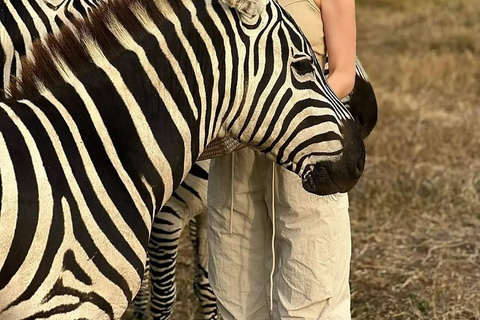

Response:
(3, 2), (219, 318)
(0, 0), (366, 317)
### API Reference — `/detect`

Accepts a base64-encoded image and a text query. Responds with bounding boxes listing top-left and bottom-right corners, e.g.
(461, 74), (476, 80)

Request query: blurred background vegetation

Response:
(124, 0), (480, 318)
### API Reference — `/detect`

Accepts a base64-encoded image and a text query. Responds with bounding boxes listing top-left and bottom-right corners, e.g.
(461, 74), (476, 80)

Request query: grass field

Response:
(349, 0), (480, 318)
(123, 0), (480, 318)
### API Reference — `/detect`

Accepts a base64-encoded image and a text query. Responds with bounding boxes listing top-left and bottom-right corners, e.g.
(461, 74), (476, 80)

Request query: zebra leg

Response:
(190, 212), (219, 320)
(149, 205), (185, 320)
(132, 257), (151, 320)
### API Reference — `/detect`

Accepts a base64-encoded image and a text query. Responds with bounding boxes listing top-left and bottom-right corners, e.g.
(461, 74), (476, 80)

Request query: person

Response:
(207, 0), (357, 319)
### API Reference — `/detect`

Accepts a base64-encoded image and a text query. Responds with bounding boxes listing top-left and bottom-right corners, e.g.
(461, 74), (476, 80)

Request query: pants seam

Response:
(264, 210), (273, 320)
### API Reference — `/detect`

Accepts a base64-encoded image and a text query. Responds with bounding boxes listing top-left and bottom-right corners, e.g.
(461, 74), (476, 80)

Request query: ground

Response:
(123, 0), (480, 319)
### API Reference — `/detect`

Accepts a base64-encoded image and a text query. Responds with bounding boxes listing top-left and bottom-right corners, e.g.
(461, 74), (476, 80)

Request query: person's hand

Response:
(327, 70), (355, 99)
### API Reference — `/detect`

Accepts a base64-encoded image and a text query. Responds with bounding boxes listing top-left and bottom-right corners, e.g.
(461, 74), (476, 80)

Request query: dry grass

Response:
(350, 0), (480, 319)
(123, 0), (480, 319)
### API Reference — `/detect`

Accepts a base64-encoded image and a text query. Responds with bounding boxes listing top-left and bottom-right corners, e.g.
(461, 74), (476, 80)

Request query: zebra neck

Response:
(51, 46), (204, 212)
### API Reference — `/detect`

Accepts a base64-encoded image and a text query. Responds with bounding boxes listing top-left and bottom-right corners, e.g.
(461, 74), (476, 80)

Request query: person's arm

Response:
(315, 0), (356, 99)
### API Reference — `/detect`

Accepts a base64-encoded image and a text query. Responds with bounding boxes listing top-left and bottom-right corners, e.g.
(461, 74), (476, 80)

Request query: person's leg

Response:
(207, 148), (272, 320)
(266, 164), (351, 320)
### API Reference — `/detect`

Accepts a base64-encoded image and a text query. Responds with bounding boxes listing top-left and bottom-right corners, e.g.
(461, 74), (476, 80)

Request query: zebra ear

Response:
(221, 0), (268, 20)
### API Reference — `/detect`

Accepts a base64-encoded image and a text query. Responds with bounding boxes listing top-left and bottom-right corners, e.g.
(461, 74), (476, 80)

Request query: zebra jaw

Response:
(301, 165), (342, 195)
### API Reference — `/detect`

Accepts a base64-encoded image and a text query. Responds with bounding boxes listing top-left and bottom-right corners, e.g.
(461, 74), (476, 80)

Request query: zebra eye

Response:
(291, 59), (314, 76)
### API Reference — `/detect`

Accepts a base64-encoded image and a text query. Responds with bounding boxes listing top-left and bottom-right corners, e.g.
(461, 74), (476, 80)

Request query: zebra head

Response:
(217, 0), (366, 195)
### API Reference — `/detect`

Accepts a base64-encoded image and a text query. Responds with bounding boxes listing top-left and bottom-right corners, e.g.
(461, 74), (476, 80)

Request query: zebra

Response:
(0, 0), (372, 319)
(0, 0), (367, 317)
(1, 2), (378, 318)
(130, 57), (378, 320)
(2, 1), (377, 318)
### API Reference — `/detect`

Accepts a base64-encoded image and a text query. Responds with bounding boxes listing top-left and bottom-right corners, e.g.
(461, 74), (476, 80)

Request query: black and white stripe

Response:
(0, 0), (366, 317)
(0, 0), (105, 98)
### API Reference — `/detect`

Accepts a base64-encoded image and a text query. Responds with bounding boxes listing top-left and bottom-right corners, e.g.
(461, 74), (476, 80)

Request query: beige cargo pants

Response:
(207, 148), (351, 320)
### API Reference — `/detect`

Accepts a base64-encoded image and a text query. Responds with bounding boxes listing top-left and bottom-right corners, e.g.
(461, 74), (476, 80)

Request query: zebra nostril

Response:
(355, 156), (365, 177)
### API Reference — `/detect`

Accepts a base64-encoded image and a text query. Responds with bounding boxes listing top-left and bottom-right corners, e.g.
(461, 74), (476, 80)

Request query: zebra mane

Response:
(9, 0), (182, 99)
